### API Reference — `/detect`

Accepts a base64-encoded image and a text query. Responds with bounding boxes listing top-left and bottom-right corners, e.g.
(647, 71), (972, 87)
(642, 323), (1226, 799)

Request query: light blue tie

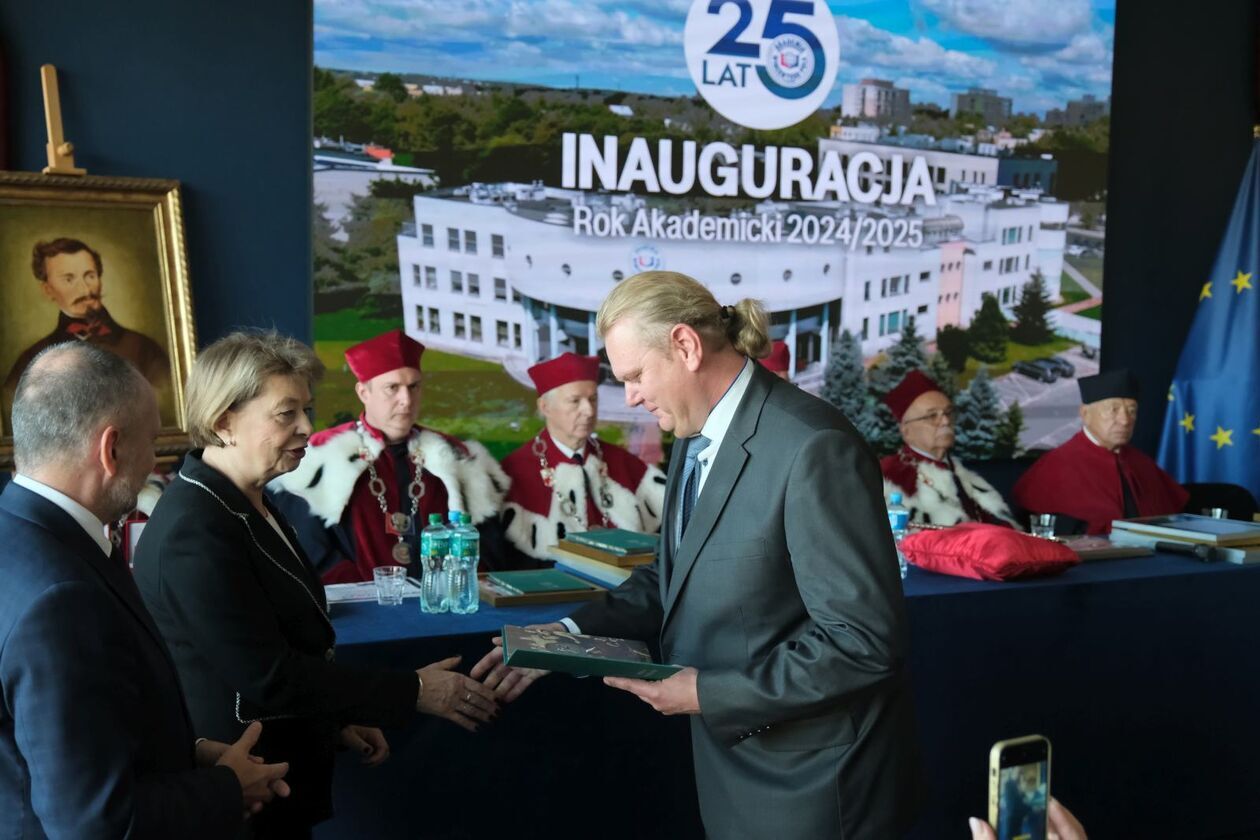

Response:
(676, 434), (710, 549)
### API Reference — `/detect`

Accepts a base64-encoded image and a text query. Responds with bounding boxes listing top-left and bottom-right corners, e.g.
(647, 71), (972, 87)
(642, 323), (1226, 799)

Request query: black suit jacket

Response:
(133, 452), (418, 831)
(572, 363), (921, 839)
(0, 482), (241, 839)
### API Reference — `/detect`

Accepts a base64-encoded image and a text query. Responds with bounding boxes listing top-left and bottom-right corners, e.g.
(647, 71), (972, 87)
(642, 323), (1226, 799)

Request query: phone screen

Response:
(997, 748), (1049, 840)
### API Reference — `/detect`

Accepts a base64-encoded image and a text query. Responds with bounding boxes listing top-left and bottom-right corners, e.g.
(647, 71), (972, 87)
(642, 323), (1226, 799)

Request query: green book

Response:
(486, 569), (598, 595)
(565, 529), (660, 556)
(502, 625), (681, 681)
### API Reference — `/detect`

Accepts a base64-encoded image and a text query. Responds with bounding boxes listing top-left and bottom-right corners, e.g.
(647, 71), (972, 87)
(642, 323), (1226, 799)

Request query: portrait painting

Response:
(0, 172), (196, 467)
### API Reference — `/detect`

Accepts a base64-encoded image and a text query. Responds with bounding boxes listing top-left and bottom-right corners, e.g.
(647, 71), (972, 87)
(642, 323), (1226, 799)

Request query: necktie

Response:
(572, 450), (598, 521)
(676, 434), (711, 547)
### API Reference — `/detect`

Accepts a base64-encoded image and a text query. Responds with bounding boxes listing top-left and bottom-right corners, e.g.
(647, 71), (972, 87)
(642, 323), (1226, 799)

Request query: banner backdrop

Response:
(312, 0), (1114, 458)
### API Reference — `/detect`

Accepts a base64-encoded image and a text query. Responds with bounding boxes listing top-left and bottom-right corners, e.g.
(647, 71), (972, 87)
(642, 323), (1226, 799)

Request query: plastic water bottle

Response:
(887, 492), (910, 579)
(446, 510), (463, 611)
(419, 513), (449, 613)
(448, 512), (480, 615)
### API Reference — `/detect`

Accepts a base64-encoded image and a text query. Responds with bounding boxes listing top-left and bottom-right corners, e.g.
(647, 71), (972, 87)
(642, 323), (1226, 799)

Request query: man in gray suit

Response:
(476, 271), (919, 838)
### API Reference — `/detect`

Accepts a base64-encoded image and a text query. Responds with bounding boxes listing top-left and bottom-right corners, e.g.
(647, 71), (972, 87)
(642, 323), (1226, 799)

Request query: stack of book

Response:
(548, 529), (659, 588)
(478, 569), (605, 606)
(1110, 514), (1260, 564)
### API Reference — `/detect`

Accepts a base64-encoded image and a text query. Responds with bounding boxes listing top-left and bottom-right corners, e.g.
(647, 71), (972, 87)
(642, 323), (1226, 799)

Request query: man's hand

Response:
(604, 666), (700, 715)
(969, 797), (1086, 840)
(214, 721), (291, 817)
(416, 656), (500, 731)
(470, 622), (562, 702)
(340, 725), (390, 767)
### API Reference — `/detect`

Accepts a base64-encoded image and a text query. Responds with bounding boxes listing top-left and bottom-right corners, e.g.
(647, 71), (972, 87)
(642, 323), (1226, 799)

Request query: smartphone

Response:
(988, 735), (1051, 840)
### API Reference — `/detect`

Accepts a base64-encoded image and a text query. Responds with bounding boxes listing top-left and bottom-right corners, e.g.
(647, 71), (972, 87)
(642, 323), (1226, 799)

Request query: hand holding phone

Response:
(988, 735), (1051, 840)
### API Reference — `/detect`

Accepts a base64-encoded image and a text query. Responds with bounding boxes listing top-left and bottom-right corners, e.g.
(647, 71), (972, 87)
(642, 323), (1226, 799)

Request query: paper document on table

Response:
(324, 578), (423, 603)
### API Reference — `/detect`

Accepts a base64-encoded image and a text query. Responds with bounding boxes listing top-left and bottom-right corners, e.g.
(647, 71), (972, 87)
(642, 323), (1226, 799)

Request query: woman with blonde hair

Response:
(134, 330), (498, 839)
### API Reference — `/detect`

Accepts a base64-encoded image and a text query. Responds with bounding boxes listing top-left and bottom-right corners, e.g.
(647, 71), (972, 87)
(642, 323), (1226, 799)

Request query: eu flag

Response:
(1159, 139), (1260, 502)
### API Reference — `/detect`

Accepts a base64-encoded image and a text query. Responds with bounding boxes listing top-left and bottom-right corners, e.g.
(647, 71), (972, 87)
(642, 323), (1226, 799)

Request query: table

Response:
(316, 554), (1260, 839)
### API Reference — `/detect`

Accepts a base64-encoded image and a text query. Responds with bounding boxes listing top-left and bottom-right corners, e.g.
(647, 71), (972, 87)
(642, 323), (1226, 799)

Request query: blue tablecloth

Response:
(317, 554), (1260, 839)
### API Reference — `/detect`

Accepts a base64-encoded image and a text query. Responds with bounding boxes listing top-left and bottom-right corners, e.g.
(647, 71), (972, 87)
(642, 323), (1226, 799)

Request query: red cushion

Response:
(899, 523), (1080, 581)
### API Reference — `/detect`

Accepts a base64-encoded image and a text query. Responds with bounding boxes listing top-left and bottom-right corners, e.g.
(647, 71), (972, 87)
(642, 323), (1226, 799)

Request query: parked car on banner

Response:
(1013, 359), (1060, 383)
(1037, 356), (1076, 377)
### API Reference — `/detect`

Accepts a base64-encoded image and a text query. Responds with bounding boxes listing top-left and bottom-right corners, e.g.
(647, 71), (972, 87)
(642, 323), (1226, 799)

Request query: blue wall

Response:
(0, 0), (314, 345)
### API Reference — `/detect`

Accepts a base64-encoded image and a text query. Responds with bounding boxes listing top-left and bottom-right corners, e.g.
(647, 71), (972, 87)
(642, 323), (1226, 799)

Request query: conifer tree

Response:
(823, 329), (873, 434)
(968, 294), (1010, 363)
(1011, 271), (1055, 345)
(953, 366), (1003, 460)
(869, 316), (928, 395)
(992, 401), (1025, 459)
(936, 324), (971, 371)
(926, 352), (958, 399)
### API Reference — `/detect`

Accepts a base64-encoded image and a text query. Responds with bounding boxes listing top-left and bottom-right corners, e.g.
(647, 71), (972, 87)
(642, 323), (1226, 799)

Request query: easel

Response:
(40, 64), (86, 176)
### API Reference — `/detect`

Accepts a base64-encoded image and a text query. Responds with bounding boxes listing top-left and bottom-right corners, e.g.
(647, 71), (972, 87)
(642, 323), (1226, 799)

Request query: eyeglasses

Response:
(902, 406), (955, 425)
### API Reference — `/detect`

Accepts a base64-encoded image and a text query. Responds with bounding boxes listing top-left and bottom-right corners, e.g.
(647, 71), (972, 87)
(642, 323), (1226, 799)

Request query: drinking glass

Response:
(373, 565), (407, 606)
(1030, 514), (1056, 539)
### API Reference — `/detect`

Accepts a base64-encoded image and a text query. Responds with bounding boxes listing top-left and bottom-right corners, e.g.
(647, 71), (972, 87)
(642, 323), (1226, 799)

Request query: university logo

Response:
(684, 0), (840, 130)
(631, 245), (663, 272)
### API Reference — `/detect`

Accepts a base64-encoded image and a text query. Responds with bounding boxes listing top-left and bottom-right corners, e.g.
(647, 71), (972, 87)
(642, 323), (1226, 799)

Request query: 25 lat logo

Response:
(685, 0), (840, 131)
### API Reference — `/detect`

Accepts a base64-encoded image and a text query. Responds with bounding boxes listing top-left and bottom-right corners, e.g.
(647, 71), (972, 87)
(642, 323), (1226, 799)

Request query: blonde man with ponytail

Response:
(475, 270), (920, 840)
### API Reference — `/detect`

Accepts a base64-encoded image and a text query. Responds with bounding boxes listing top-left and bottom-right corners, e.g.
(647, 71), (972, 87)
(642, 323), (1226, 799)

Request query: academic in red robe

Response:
(880, 445), (1018, 528)
(270, 414), (508, 583)
(500, 428), (666, 561)
(1013, 430), (1188, 535)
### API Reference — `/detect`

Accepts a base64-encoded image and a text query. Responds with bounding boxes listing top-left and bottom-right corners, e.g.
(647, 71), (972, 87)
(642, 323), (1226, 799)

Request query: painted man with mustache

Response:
(3, 238), (171, 416)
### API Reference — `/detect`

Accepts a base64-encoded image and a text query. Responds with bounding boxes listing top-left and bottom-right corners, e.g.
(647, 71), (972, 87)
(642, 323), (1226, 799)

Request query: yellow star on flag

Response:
(1253, 424), (1260, 438)
(1199, 281), (1212, 301)
(1179, 412), (1195, 432)
(1231, 270), (1253, 294)
(1210, 426), (1234, 449)
(1167, 386), (1175, 402)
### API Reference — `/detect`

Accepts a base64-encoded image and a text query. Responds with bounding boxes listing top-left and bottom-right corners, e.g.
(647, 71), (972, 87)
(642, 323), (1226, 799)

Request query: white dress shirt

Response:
(551, 437), (586, 461)
(691, 358), (755, 499)
(12, 473), (112, 557)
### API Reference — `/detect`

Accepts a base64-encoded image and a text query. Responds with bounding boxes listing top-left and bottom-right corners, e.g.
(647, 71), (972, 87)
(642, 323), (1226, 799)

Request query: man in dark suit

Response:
(0, 342), (289, 838)
(477, 271), (920, 839)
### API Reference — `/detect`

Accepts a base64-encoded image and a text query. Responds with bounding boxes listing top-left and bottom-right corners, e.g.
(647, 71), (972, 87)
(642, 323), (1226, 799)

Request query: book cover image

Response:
(503, 625), (681, 681)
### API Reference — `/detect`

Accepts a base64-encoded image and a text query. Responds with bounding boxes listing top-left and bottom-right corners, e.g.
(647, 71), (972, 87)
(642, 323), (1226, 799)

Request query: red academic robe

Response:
(271, 415), (508, 583)
(1013, 430), (1189, 535)
(500, 428), (666, 560)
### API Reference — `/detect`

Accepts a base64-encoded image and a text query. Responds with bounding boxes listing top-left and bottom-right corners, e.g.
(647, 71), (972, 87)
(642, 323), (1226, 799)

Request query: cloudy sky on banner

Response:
(314, 0), (1115, 115)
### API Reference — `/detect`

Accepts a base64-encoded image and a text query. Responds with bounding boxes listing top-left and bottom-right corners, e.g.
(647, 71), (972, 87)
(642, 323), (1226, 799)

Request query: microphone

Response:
(1154, 541), (1222, 563)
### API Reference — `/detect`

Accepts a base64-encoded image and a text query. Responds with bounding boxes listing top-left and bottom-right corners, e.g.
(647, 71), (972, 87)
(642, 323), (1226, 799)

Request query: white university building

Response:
(396, 155), (1066, 384)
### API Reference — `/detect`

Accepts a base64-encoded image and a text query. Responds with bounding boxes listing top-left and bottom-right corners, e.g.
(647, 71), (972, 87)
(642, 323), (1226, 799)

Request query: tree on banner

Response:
(954, 366), (1003, 460)
(1159, 138), (1260, 502)
(823, 329), (873, 435)
(867, 318), (928, 455)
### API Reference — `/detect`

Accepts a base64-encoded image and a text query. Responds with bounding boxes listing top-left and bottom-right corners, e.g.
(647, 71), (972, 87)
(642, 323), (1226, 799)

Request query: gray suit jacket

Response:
(572, 363), (920, 839)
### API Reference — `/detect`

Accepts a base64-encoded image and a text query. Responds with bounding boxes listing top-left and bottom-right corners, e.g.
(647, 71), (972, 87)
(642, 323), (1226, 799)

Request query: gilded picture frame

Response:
(0, 171), (196, 467)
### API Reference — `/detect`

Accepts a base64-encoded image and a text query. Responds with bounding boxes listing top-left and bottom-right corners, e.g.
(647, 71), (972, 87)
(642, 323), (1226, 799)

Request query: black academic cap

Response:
(1078, 369), (1140, 404)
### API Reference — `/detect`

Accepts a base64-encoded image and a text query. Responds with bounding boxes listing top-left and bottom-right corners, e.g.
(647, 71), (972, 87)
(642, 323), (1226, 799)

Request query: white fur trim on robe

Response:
(504, 455), (666, 560)
(882, 459), (1019, 529)
(270, 427), (508, 527)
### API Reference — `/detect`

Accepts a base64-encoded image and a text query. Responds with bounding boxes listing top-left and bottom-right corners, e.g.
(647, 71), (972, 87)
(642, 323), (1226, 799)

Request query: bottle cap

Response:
(461, 513), (472, 524)
(429, 513), (443, 524)
(890, 492), (903, 504)
(448, 510), (463, 523)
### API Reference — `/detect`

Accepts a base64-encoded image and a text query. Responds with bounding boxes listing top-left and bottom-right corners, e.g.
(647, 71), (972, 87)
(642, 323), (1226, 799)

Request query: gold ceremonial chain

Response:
(357, 421), (426, 563)
(532, 433), (615, 530)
